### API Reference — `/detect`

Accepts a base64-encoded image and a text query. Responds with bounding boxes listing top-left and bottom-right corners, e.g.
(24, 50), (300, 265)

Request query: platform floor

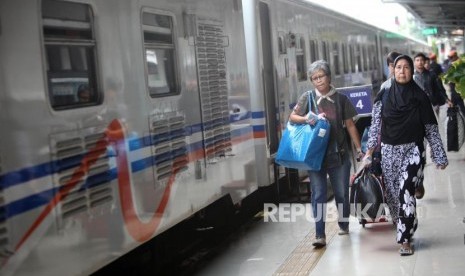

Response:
(193, 105), (465, 276)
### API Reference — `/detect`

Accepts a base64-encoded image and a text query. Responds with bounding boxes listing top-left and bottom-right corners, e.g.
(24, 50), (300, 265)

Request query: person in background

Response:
(380, 51), (402, 91)
(429, 53), (443, 77)
(289, 60), (363, 247)
(424, 56), (431, 71)
(363, 55), (448, 256)
(413, 53), (450, 114)
(448, 50), (459, 63)
(446, 50), (460, 94)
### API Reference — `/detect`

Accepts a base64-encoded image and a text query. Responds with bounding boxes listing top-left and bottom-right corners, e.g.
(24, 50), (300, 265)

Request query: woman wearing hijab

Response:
(364, 55), (448, 256)
(290, 60), (363, 247)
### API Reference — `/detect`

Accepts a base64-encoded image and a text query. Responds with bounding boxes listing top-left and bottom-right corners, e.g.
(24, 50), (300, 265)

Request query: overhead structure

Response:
(381, 0), (465, 36)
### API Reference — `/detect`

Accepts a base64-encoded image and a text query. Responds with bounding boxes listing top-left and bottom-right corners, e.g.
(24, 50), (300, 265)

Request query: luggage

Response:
(350, 168), (387, 227)
(275, 119), (330, 171)
(276, 91), (331, 171)
(445, 106), (465, 152)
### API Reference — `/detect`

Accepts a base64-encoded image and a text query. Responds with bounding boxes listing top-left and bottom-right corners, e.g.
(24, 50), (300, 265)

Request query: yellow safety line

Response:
(273, 221), (338, 275)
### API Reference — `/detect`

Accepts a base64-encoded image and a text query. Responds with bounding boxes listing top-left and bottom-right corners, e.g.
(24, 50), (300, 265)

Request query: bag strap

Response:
(307, 90), (319, 115)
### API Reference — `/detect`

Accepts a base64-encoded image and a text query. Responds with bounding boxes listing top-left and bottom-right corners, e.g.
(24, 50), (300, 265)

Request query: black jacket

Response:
(413, 70), (447, 106)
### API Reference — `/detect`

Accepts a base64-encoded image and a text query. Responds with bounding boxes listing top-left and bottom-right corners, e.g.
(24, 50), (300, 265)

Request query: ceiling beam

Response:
(382, 1), (465, 4)
(424, 19), (465, 23)
(424, 24), (465, 28)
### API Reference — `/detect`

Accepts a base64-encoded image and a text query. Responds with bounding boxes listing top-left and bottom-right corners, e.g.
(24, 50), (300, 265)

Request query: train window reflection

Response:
(42, 0), (100, 110)
(142, 12), (179, 97)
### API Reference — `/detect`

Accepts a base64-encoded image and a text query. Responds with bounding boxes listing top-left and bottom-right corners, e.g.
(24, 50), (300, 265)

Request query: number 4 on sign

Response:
(356, 100), (364, 110)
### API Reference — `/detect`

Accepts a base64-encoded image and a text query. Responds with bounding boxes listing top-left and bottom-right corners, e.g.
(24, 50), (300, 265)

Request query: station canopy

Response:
(382, 0), (465, 36)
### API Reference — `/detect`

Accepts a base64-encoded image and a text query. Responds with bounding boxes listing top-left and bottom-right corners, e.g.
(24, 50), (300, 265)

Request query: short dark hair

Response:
(386, 51), (401, 66)
(414, 52), (427, 60)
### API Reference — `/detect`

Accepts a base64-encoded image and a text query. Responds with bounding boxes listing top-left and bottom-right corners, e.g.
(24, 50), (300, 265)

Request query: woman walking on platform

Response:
(363, 55), (448, 256)
(290, 60), (363, 247)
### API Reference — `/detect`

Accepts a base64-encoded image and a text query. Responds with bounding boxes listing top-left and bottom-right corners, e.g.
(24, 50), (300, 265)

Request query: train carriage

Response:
(0, 0), (430, 275)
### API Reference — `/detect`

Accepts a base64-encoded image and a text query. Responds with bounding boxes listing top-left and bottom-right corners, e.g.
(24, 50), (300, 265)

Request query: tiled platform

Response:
(194, 105), (465, 276)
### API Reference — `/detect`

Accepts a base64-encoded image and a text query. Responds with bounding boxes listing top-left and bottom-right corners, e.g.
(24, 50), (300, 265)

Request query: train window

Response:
(142, 12), (179, 97)
(342, 43), (349, 74)
(332, 42), (340, 76)
(309, 39), (318, 62)
(321, 41), (328, 62)
(362, 46), (368, 71)
(278, 35), (286, 54)
(325, 42), (331, 64)
(296, 37), (306, 81)
(371, 45), (378, 70)
(42, 0), (100, 110)
(367, 45), (373, 70)
(349, 44), (356, 73)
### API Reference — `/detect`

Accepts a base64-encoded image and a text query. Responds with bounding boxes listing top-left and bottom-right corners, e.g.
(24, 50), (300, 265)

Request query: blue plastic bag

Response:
(276, 91), (330, 171)
(276, 119), (330, 171)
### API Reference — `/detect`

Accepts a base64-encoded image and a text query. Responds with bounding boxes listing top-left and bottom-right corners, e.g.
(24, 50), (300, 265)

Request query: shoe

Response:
(338, 228), (349, 235)
(415, 184), (425, 199)
(312, 237), (326, 247)
(399, 244), (414, 256)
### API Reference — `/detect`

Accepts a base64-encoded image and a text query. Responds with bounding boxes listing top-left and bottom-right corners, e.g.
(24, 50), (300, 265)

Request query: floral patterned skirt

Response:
(381, 141), (425, 244)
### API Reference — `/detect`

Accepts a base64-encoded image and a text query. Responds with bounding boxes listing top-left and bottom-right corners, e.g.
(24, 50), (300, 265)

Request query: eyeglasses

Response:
(311, 74), (327, 82)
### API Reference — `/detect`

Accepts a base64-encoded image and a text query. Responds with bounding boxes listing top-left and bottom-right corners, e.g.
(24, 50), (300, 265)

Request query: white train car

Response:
(245, 0), (430, 177)
(0, 0), (430, 275)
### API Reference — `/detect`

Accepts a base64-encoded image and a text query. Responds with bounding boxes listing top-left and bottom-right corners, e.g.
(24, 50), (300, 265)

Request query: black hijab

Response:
(376, 55), (437, 145)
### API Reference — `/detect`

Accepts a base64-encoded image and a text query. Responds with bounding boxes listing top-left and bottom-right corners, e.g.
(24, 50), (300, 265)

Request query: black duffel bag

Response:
(350, 168), (386, 221)
(446, 106), (465, 152)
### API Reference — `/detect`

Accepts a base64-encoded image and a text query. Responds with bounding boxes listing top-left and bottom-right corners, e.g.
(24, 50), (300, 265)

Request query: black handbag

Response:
(350, 168), (386, 220)
(446, 106), (465, 152)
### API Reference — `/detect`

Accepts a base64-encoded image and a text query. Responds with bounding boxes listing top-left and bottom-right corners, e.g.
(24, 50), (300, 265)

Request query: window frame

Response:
(141, 9), (180, 98)
(41, 0), (102, 110)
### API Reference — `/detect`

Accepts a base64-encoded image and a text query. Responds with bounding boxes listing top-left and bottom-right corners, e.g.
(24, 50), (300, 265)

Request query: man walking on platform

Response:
(413, 53), (450, 115)
(429, 53), (443, 77)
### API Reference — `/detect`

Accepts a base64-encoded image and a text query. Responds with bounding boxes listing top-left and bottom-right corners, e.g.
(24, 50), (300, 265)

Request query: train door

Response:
(258, 2), (279, 155)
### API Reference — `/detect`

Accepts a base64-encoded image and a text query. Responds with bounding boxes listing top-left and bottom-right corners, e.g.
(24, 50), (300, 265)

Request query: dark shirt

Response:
(430, 61), (443, 77)
(413, 69), (447, 106)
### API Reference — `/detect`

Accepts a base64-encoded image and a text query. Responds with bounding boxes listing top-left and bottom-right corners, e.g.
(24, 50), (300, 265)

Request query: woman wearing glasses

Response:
(289, 60), (363, 247)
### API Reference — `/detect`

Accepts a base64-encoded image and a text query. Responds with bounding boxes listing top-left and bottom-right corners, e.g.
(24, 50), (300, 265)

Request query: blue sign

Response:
(337, 85), (373, 117)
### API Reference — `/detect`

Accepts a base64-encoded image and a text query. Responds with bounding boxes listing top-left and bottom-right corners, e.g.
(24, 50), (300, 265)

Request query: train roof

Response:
(289, 0), (429, 46)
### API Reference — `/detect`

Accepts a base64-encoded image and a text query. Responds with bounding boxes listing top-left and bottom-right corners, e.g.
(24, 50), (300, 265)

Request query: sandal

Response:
(399, 246), (414, 256)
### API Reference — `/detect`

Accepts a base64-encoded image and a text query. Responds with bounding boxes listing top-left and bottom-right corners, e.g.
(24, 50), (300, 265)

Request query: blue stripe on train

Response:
(0, 122), (258, 190)
(0, 168), (118, 222)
